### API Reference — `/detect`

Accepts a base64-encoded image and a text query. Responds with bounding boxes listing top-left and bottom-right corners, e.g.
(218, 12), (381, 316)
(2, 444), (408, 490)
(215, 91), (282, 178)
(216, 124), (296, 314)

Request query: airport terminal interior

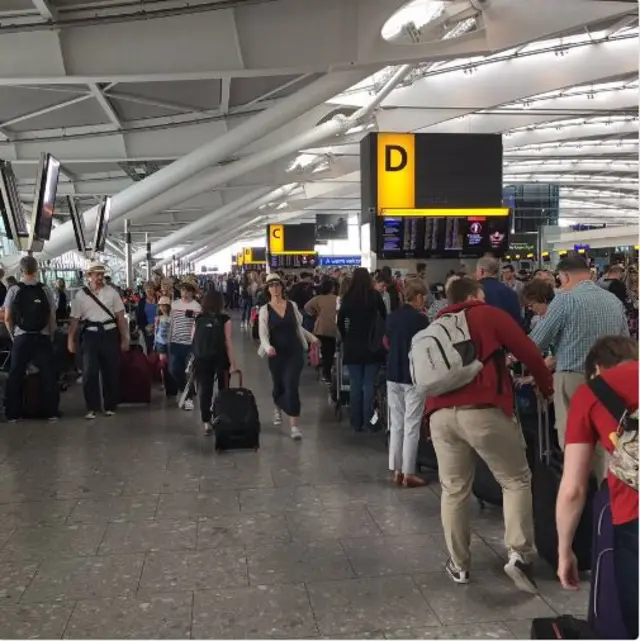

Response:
(0, 0), (638, 638)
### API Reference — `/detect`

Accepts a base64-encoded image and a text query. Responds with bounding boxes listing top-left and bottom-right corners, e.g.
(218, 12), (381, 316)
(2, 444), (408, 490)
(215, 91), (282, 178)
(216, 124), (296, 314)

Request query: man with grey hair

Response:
(475, 256), (521, 325)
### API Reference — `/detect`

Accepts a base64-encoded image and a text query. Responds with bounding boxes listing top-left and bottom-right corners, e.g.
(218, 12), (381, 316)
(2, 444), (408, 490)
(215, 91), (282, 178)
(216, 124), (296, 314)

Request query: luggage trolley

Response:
(178, 354), (197, 410)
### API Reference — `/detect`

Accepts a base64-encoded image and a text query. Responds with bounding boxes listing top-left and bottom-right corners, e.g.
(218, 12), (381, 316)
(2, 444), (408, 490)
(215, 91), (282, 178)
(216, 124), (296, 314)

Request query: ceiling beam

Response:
(89, 84), (122, 129)
(0, 94), (92, 129)
(104, 89), (202, 114)
(31, 0), (56, 20)
(220, 78), (231, 115)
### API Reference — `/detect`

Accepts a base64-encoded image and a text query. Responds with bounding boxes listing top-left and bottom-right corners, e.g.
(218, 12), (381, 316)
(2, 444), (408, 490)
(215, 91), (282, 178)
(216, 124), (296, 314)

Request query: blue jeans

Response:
(169, 343), (192, 391)
(347, 363), (379, 430)
(241, 298), (252, 323)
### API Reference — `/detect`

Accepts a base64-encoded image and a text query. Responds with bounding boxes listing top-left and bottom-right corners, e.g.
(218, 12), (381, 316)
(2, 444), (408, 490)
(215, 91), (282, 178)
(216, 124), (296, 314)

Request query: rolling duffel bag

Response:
(212, 371), (260, 452)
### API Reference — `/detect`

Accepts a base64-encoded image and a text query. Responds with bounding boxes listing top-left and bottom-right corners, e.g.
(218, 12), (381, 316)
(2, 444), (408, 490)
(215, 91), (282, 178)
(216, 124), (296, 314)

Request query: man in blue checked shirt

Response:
(529, 256), (628, 462)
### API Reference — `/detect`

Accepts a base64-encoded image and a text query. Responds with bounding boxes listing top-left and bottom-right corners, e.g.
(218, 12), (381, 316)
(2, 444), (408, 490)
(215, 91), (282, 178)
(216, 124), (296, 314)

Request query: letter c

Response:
(273, 228), (281, 239)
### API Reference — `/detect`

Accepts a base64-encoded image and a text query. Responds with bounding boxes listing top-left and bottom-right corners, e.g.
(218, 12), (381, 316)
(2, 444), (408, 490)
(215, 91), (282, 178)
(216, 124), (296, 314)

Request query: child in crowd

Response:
(154, 296), (172, 363)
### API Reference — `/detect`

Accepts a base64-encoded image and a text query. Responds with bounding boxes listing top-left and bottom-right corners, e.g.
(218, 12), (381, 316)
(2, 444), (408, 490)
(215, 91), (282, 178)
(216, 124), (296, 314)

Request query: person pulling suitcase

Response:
(67, 262), (129, 420)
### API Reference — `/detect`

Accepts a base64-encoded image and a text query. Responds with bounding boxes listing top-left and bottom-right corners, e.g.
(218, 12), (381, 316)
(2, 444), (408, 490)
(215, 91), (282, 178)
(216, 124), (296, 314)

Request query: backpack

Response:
(192, 314), (227, 361)
(11, 283), (50, 333)
(409, 309), (483, 396)
(588, 376), (638, 491)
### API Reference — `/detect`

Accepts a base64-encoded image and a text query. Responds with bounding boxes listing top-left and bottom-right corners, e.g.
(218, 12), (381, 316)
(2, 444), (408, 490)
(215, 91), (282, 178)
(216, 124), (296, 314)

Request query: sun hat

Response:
(265, 273), (283, 285)
(158, 296), (172, 306)
(86, 262), (108, 273)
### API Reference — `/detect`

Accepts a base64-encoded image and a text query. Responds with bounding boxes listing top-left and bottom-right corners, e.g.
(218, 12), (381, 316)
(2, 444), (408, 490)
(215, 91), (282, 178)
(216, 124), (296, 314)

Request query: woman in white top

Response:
(258, 273), (317, 440)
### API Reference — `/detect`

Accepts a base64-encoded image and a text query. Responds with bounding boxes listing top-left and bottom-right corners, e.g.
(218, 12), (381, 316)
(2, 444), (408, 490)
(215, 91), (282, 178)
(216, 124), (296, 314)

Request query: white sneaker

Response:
(85, 411), (96, 420)
(504, 552), (538, 594)
(184, 399), (194, 411)
(104, 410), (115, 417)
(273, 408), (283, 426)
(204, 422), (213, 436)
(290, 426), (303, 441)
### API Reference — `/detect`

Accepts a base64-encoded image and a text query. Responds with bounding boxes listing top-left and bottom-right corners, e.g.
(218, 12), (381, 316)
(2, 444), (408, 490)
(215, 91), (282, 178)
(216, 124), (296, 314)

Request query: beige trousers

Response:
(554, 371), (608, 483)
(430, 407), (535, 571)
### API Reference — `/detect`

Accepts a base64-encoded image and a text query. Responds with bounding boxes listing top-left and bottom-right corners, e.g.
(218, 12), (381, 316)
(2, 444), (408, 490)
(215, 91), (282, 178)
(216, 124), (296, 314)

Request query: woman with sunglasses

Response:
(258, 273), (318, 440)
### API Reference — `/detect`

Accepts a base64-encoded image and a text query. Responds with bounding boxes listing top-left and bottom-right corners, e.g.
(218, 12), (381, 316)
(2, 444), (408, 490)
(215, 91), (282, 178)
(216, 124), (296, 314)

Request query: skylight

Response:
(381, 0), (446, 41)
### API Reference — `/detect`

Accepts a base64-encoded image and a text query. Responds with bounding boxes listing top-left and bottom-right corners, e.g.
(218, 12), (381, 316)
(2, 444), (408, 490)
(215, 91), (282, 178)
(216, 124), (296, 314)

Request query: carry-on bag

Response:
(587, 485), (628, 640)
(533, 399), (595, 571)
(530, 615), (594, 639)
(416, 413), (439, 472)
(119, 347), (152, 404)
(212, 370), (260, 452)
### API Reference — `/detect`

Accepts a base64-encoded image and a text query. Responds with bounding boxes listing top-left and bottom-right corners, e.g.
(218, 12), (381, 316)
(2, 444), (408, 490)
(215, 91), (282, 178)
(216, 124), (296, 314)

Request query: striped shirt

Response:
(530, 280), (629, 373)
(169, 299), (202, 345)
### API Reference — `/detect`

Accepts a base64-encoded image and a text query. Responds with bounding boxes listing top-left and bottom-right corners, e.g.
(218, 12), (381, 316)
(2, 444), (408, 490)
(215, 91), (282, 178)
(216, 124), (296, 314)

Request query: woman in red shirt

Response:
(556, 336), (638, 639)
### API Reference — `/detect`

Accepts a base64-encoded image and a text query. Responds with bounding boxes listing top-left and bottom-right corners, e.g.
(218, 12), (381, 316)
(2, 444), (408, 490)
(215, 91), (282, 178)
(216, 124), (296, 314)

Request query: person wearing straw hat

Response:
(67, 261), (129, 420)
(258, 272), (318, 440)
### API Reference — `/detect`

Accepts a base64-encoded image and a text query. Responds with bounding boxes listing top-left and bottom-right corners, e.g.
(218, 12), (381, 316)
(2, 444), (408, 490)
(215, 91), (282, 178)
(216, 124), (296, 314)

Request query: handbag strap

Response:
(588, 376), (629, 425)
(82, 286), (116, 323)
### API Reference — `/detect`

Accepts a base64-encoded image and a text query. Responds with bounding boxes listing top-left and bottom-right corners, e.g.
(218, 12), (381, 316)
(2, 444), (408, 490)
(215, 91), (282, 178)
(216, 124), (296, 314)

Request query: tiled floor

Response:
(0, 327), (587, 639)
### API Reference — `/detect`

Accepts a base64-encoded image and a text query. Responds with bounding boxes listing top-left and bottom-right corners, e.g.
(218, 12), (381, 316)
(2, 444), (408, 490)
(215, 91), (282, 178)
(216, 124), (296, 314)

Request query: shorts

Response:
(155, 343), (168, 355)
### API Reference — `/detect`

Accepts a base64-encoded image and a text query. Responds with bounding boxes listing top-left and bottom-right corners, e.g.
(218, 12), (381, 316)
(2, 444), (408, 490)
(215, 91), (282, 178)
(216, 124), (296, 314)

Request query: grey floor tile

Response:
(0, 602), (75, 639)
(428, 532), (504, 571)
(192, 584), (317, 639)
(199, 467), (275, 491)
(270, 464), (345, 487)
(198, 512), (291, 549)
(121, 471), (201, 495)
(286, 507), (382, 541)
(98, 519), (197, 555)
(367, 504), (443, 535)
(238, 486), (323, 513)
(64, 593), (193, 639)
(0, 560), (40, 605)
(67, 495), (159, 523)
(315, 483), (438, 509)
(139, 548), (248, 593)
(414, 569), (557, 624)
(247, 540), (354, 585)
(340, 534), (448, 577)
(501, 619), (532, 639)
(535, 564), (589, 617)
(21, 554), (144, 603)
(386, 622), (515, 639)
(1, 523), (107, 561)
(0, 500), (76, 526)
(307, 576), (440, 636)
(156, 492), (240, 519)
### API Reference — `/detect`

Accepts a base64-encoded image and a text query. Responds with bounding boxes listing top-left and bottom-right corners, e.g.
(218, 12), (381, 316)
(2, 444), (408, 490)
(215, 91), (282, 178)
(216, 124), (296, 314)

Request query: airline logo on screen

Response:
(377, 133), (415, 213)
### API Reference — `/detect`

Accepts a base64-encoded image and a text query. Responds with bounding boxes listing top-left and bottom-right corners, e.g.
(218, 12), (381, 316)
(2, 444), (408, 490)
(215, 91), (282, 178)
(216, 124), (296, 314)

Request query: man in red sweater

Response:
(427, 278), (553, 593)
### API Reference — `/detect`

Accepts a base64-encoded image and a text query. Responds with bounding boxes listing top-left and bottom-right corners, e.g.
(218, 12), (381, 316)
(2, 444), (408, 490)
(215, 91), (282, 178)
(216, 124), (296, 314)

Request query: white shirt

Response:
(70, 285), (124, 323)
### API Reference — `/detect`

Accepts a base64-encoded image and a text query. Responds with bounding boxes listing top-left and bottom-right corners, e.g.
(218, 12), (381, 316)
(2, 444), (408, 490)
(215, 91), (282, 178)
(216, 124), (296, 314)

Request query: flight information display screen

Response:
(377, 215), (509, 259)
(268, 253), (318, 270)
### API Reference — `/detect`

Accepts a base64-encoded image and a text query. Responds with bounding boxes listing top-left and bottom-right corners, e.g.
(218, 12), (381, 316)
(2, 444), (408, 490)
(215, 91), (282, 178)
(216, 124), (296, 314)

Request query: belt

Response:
(458, 403), (495, 410)
(84, 323), (117, 332)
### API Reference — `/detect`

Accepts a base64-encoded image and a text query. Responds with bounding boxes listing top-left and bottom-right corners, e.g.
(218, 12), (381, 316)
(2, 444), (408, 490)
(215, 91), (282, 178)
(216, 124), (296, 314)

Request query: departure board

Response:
(268, 253), (318, 270)
(377, 215), (509, 259)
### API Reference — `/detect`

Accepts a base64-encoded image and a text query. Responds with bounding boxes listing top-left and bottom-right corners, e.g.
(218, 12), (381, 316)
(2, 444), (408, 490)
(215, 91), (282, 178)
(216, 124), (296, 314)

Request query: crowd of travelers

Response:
(0, 252), (637, 638)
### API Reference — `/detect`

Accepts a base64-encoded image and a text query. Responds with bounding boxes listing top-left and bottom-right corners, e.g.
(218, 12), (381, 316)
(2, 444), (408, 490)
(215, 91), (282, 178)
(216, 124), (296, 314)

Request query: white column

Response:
(124, 219), (133, 288)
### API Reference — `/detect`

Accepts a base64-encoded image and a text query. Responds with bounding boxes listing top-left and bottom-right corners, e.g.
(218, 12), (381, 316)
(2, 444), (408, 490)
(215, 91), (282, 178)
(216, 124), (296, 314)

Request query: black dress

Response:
(267, 302), (304, 417)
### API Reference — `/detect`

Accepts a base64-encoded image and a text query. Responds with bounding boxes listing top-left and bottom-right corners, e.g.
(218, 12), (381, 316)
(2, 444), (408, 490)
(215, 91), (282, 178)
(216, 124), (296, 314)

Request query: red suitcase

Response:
(119, 348), (152, 404)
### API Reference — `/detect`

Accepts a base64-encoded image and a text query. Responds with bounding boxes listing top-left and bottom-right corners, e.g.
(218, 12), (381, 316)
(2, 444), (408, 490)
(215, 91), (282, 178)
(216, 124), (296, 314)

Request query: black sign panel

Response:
(268, 253), (318, 270)
(377, 215), (509, 259)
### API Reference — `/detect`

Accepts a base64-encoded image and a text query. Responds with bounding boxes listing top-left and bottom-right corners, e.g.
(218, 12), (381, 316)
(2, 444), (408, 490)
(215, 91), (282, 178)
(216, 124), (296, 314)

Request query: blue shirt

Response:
(479, 277), (522, 327)
(530, 280), (629, 373)
(144, 301), (157, 326)
(385, 304), (429, 384)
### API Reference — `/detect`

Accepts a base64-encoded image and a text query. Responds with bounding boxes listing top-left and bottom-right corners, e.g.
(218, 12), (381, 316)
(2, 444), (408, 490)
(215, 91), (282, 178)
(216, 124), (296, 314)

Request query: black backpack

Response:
(11, 283), (50, 333)
(192, 314), (226, 360)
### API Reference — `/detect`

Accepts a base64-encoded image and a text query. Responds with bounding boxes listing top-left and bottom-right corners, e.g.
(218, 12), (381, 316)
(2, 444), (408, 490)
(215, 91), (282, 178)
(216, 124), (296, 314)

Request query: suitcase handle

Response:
(225, 370), (243, 388)
(537, 397), (552, 465)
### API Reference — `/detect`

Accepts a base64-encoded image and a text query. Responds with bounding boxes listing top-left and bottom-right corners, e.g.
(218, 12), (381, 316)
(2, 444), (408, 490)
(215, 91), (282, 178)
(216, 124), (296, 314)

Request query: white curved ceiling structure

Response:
(0, 0), (637, 267)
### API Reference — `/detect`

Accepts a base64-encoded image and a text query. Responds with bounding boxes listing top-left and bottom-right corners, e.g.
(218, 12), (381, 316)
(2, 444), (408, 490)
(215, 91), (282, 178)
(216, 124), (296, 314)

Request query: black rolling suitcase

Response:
(416, 414), (439, 472)
(212, 371), (260, 452)
(530, 615), (594, 639)
(533, 399), (595, 571)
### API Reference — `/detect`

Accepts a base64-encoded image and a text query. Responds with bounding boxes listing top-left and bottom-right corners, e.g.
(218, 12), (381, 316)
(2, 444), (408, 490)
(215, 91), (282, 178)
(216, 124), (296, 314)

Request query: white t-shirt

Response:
(70, 285), (124, 324)
(169, 299), (202, 345)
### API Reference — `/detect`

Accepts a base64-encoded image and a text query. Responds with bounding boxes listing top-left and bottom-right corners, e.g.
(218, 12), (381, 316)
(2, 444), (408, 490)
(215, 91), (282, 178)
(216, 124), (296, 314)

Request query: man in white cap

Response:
(67, 262), (129, 420)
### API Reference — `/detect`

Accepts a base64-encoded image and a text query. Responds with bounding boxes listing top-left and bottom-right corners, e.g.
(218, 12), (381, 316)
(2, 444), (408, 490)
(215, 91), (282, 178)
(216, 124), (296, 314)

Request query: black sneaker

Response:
(445, 558), (470, 584)
(504, 553), (538, 594)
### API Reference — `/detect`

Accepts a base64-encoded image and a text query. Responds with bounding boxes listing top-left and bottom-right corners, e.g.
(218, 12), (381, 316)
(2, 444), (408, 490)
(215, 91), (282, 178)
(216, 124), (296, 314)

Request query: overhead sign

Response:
(267, 223), (316, 255)
(237, 251), (243, 267)
(242, 247), (266, 264)
(319, 256), (361, 267)
(361, 132), (506, 218)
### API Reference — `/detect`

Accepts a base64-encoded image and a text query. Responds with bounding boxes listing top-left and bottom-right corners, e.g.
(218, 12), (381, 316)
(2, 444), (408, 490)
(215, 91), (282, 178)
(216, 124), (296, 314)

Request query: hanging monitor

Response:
(29, 152), (61, 245)
(0, 160), (30, 250)
(67, 196), (88, 254)
(92, 196), (111, 256)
